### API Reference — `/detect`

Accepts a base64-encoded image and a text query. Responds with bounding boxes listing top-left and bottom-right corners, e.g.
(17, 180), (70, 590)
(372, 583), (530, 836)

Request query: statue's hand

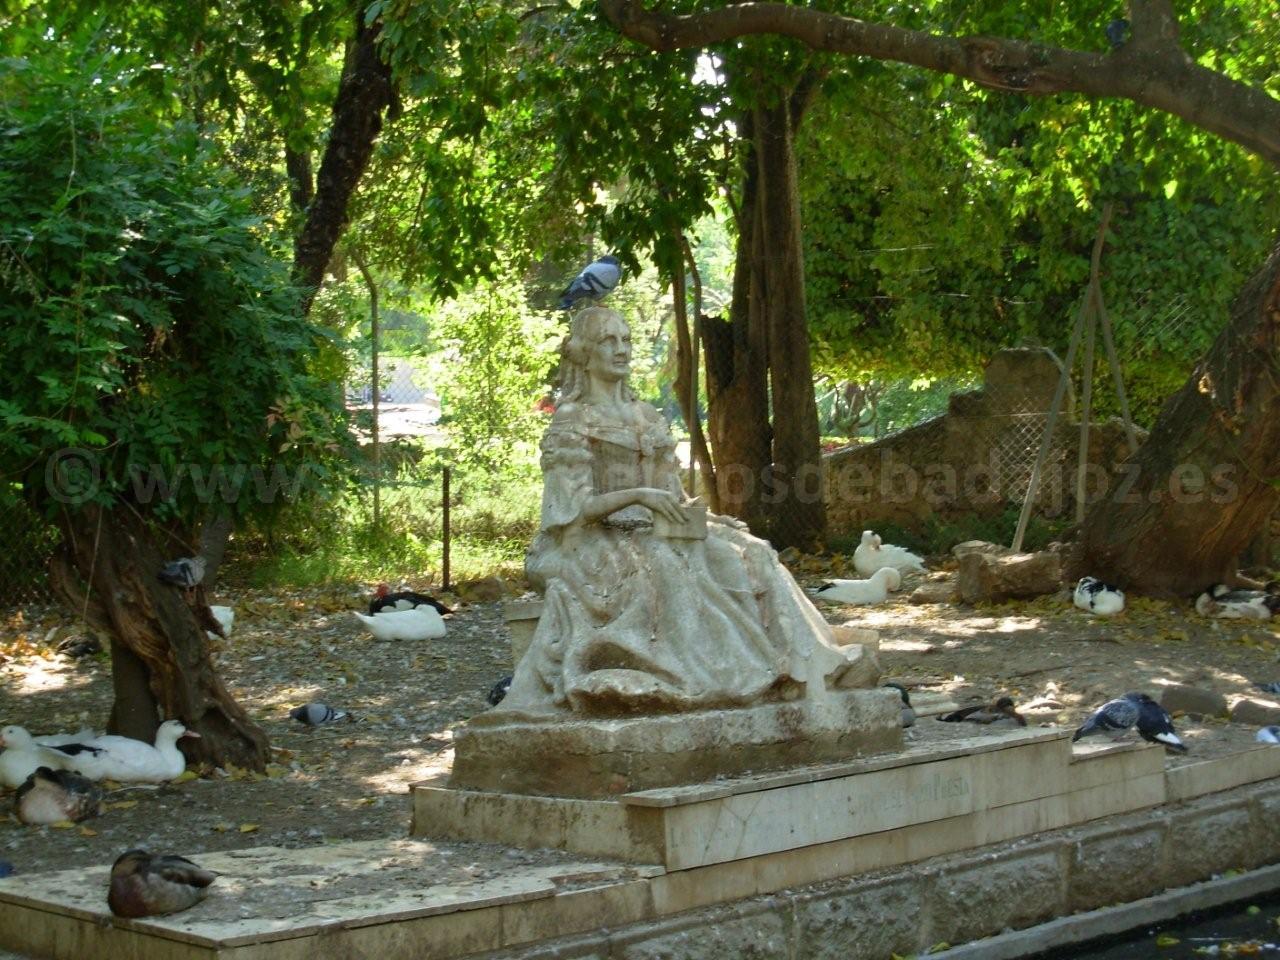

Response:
(636, 488), (686, 524)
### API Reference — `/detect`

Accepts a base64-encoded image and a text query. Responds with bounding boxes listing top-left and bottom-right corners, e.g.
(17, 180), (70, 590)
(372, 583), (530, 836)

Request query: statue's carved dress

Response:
(499, 398), (866, 716)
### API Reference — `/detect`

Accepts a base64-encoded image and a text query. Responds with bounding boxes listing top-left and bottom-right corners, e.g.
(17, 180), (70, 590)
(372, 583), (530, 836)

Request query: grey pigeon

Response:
(486, 676), (512, 707)
(883, 683), (915, 728)
(1257, 726), (1280, 744)
(1073, 692), (1186, 752)
(157, 557), (206, 590)
(558, 255), (621, 310)
(289, 703), (350, 726)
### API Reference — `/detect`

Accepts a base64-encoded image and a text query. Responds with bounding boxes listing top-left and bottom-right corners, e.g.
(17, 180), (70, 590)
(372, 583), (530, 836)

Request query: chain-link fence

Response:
(0, 498), (60, 607)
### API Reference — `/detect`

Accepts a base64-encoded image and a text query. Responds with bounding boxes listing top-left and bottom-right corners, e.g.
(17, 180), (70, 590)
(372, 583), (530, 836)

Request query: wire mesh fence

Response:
(0, 499), (60, 608)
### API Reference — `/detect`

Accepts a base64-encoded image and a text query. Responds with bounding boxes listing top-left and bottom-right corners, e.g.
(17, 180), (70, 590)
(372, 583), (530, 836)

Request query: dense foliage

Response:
(0, 36), (349, 523)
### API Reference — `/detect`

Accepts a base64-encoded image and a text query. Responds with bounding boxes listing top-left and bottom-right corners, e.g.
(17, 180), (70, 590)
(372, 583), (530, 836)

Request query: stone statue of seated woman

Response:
(496, 307), (878, 718)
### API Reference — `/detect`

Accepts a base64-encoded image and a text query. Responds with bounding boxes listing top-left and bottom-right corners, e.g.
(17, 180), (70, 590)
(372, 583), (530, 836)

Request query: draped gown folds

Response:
(497, 400), (870, 716)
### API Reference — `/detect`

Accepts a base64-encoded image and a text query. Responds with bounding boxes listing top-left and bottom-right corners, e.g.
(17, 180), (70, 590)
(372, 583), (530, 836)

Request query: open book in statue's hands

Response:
(653, 497), (708, 540)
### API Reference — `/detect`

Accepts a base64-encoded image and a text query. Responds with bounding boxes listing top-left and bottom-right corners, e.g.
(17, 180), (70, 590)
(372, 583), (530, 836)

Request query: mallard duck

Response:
(1072, 692), (1186, 752)
(352, 607), (446, 641)
(814, 567), (901, 605)
(50, 720), (198, 783)
(108, 850), (218, 918)
(1073, 577), (1125, 615)
(15, 767), (102, 824)
(940, 697), (1027, 726)
(853, 530), (926, 577)
(0, 726), (71, 790)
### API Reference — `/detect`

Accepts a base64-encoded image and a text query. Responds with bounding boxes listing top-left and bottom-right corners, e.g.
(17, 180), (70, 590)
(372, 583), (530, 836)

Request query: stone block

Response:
(830, 624), (879, 650)
(1230, 698), (1280, 726)
(952, 540), (1011, 560)
(1068, 827), (1166, 911)
(1165, 747), (1280, 802)
(793, 877), (925, 960)
(615, 905), (793, 960)
(956, 550), (1062, 604)
(1068, 742), (1165, 791)
(1159, 684), (1228, 718)
(451, 690), (901, 798)
(929, 848), (1066, 945)
(502, 599), (543, 666)
(1249, 787), (1280, 864)
(1066, 773), (1165, 824)
(1165, 804), (1254, 886)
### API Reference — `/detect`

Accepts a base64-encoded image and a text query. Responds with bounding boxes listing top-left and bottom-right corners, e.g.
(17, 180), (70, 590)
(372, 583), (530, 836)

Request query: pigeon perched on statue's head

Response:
(558, 255), (621, 310)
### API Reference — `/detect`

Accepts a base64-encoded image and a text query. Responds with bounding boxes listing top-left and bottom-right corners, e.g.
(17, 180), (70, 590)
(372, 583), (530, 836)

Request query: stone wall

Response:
(823, 348), (1144, 539)
(468, 780), (1280, 960)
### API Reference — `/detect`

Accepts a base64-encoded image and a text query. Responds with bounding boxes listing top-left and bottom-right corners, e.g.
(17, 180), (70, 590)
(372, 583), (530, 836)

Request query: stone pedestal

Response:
(451, 688), (902, 798)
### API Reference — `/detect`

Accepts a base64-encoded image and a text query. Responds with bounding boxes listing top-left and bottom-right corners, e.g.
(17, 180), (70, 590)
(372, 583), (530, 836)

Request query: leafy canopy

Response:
(0, 32), (349, 522)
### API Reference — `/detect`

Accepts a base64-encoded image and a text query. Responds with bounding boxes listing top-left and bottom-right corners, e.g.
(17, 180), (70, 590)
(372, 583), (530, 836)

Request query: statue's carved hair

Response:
(558, 307), (634, 403)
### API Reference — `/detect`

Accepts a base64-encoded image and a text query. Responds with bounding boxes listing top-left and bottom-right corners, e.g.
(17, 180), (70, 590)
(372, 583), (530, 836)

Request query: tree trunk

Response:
(754, 95), (826, 549)
(51, 504), (269, 769)
(704, 119), (772, 531)
(1070, 240), (1280, 597)
(292, 14), (396, 315)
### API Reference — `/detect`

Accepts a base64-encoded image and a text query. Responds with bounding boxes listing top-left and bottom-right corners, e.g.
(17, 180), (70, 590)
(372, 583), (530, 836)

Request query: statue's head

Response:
(559, 307), (634, 402)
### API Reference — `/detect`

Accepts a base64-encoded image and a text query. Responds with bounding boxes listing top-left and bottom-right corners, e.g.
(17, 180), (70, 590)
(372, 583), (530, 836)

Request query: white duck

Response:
(352, 607), (446, 641)
(1073, 576), (1125, 615)
(1195, 583), (1280, 620)
(814, 567), (902, 605)
(853, 530), (925, 577)
(52, 720), (198, 784)
(209, 605), (234, 638)
(34, 727), (102, 747)
(0, 726), (71, 790)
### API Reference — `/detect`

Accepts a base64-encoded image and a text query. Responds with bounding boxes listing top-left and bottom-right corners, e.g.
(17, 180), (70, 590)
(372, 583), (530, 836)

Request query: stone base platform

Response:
(6, 740), (1280, 960)
(451, 688), (903, 798)
(421, 728), (1094, 868)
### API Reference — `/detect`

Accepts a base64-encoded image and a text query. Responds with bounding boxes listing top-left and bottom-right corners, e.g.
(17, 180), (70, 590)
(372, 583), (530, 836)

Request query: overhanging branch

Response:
(598, 0), (1280, 169)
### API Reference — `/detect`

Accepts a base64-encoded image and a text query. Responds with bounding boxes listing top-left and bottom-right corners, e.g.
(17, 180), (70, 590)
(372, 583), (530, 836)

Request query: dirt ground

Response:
(1, 561), (1277, 877)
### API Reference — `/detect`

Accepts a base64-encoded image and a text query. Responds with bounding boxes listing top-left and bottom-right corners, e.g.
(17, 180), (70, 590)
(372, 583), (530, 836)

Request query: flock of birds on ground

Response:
(5, 354), (1280, 923)
(819, 529), (1280, 774)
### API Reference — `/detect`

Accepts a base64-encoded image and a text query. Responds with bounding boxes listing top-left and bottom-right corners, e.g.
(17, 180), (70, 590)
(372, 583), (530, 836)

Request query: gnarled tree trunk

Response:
(1070, 241), (1280, 596)
(51, 504), (269, 770)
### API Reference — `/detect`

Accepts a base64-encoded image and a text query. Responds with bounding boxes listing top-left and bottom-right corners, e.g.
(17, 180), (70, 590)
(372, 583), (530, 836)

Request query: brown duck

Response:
(14, 767), (102, 825)
(108, 850), (218, 918)
(939, 696), (1027, 726)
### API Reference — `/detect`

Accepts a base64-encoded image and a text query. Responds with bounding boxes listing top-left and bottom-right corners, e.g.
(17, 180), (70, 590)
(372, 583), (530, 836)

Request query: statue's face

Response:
(585, 315), (631, 383)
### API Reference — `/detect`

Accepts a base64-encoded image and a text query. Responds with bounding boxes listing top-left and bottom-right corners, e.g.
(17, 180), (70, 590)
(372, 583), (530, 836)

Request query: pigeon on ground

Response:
(939, 697), (1027, 726)
(108, 850), (218, 918)
(883, 683), (915, 728)
(289, 703), (351, 726)
(558, 255), (621, 310)
(1257, 726), (1280, 744)
(1073, 577), (1125, 615)
(486, 676), (513, 707)
(157, 557), (206, 595)
(1072, 692), (1187, 752)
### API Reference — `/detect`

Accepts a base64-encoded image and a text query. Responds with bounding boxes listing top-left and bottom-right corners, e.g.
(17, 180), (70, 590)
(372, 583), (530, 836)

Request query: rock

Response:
(952, 540), (1012, 560)
(1159, 684), (1228, 718)
(1231, 698), (1280, 726)
(777, 546), (802, 564)
(956, 550), (1062, 604)
(455, 576), (509, 602)
(910, 581), (957, 604)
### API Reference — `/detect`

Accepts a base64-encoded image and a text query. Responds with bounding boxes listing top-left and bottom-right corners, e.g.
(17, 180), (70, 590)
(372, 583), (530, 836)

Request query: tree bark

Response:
(1069, 241), (1280, 596)
(703, 116), (772, 531)
(292, 14), (396, 315)
(754, 93), (826, 549)
(51, 504), (270, 769)
(671, 234), (720, 510)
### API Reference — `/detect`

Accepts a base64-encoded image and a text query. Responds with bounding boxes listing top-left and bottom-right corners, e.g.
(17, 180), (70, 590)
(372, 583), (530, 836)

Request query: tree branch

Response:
(597, 0), (1280, 168)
